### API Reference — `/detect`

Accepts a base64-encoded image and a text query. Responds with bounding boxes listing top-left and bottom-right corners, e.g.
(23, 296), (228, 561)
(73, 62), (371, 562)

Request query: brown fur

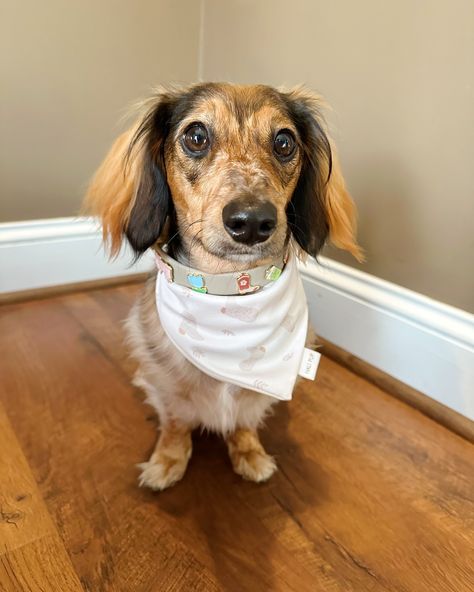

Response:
(84, 83), (362, 490)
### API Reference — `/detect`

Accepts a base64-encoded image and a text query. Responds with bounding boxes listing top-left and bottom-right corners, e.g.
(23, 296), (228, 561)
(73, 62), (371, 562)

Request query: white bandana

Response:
(155, 251), (309, 400)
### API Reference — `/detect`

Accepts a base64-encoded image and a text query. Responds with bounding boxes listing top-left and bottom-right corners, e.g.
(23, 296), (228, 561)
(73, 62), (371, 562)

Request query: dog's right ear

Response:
(83, 91), (177, 257)
(283, 87), (363, 262)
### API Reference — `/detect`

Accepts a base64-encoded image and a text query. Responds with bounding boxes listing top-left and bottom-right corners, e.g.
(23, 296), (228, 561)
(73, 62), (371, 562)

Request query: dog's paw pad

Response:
(231, 450), (277, 483)
(137, 457), (188, 491)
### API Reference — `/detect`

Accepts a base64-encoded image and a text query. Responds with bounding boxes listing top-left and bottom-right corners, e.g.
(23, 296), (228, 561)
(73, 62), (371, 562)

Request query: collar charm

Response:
(155, 252), (174, 283)
(187, 274), (208, 294)
(265, 265), (282, 281)
(236, 273), (260, 294)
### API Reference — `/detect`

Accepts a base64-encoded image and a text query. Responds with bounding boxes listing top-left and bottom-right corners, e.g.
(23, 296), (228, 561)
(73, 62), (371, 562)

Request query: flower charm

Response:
(236, 273), (260, 295)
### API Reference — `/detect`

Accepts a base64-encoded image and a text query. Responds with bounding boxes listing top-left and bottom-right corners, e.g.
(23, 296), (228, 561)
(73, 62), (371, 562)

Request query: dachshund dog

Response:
(84, 83), (362, 491)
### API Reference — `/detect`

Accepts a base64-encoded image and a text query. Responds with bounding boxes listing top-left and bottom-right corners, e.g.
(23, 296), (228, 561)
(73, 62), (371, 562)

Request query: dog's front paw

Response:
(230, 448), (277, 483)
(137, 456), (188, 491)
(227, 428), (277, 483)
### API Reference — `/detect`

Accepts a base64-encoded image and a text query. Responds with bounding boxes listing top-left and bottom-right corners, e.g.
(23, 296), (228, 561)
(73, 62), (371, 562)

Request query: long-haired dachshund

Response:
(84, 83), (362, 491)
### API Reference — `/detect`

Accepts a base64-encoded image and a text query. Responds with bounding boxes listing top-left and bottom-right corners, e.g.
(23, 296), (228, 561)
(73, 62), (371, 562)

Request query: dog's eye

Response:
(273, 130), (296, 160)
(183, 123), (210, 155)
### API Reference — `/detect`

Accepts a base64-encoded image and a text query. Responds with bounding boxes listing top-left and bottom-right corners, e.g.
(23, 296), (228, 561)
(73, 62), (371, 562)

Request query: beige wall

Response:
(0, 0), (201, 221)
(2, 0), (473, 311)
(201, 0), (474, 312)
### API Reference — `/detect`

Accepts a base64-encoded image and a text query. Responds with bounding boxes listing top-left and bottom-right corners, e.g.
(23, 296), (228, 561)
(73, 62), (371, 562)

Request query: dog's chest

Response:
(177, 371), (274, 433)
(191, 381), (241, 433)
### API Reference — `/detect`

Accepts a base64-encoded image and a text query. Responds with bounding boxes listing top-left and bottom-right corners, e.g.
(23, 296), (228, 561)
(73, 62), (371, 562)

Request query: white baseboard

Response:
(0, 217), (153, 294)
(1, 217), (473, 420)
(300, 258), (474, 420)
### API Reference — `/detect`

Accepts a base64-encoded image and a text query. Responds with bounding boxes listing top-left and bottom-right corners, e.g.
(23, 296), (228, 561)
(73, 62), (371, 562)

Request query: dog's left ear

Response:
(283, 88), (364, 261)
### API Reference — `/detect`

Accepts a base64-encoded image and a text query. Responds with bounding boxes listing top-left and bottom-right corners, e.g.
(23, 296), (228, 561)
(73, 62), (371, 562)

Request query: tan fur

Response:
(227, 428), (277, 482)
(85, 83), (362, 489)
(83, 127), (139, 256)
(138, 420), (192, 491)
(324, 148), (364, 261)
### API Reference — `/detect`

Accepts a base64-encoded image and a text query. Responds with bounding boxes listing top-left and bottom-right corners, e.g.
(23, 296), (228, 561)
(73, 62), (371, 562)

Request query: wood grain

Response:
(0, 403), (83, 591)
(0, 283), (473, 591)
(0, 403), (55, 552)
(1, 534), (84, 592)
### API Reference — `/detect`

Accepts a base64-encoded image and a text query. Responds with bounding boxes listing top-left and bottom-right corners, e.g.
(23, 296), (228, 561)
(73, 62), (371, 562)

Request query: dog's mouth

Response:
(197, 230), (287, 265)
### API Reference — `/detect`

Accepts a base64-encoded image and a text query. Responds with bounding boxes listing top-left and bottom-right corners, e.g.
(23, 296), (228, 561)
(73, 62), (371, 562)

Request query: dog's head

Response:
(85, 83), (362, 266)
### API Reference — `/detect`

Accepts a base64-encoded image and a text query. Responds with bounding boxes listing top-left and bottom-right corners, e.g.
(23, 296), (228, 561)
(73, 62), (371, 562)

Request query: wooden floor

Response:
(0, 283), (473, 592)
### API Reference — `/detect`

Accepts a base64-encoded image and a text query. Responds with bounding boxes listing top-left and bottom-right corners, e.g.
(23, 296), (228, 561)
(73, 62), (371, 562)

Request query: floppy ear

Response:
(283, 88), (363, 261)
(83, 91), (176, 257)
(324, 147), (364, 261)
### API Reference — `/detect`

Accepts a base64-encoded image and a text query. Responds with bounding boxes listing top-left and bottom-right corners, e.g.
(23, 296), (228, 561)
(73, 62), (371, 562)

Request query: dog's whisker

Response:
(189, 228), (204, 250)
(166, 218), (204, 246)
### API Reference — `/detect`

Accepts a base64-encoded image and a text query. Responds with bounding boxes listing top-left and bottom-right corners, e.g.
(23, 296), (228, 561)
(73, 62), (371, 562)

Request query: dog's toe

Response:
(231, 449), (277, 483)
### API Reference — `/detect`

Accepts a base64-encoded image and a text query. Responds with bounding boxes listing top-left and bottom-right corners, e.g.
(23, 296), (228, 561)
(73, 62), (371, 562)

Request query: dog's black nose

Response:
(222, 199), (277, 245)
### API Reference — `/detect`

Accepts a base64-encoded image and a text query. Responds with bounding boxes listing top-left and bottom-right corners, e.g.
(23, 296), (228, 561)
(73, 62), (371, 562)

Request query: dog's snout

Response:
(222, 199), (277, 245)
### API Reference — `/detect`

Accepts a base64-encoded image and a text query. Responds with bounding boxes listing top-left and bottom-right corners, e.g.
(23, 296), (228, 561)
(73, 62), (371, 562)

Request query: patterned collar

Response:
(154, 246), (286, 296)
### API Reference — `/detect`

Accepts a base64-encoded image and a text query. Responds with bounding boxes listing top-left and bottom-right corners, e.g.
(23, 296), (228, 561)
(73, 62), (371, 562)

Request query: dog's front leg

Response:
(227, 428), (277, 483)
(138, 420), (192, 491)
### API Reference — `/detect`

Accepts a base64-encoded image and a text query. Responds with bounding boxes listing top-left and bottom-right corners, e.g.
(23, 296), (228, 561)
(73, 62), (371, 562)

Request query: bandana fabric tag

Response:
(298, 348), (321, 381)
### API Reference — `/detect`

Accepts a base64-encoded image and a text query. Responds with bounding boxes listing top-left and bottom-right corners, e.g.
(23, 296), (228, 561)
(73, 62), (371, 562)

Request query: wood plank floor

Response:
(0, 283), (473, 592)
